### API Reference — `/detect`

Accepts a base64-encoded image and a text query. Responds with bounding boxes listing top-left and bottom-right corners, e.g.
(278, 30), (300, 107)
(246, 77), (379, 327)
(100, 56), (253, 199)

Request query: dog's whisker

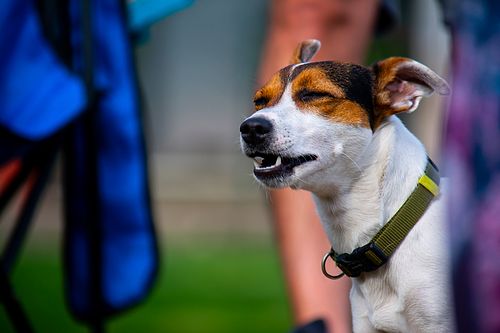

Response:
(293, 175), (314, 187)
(339, 152), (362, 174)
(263, 189), (271, 201)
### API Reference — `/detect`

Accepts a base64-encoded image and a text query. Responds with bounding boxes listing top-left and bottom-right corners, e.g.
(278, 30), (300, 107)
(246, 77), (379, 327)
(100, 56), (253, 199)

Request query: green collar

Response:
(321, 158), (440, 279)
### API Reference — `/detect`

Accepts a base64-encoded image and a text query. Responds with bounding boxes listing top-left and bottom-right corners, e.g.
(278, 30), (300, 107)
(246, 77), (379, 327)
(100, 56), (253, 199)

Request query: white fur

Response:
(241, 86), (453, 332)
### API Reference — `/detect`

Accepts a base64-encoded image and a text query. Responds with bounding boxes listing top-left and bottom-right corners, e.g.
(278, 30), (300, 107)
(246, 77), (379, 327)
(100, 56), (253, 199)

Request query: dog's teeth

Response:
(253, 155), (282, 170)
(253, 156), (264, 169)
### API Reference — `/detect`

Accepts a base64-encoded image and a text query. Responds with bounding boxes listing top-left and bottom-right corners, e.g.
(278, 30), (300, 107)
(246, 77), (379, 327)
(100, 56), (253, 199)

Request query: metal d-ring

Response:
(321, 249), (345, 280)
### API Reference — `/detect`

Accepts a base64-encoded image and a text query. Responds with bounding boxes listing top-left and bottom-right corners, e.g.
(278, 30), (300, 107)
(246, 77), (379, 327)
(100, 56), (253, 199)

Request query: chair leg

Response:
(0, 270), (35, 333)
(0, 145), (58, 333)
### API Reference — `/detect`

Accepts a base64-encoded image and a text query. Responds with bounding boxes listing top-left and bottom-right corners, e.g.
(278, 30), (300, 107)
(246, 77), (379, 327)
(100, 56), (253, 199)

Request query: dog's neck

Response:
(313, 116), (429, 254)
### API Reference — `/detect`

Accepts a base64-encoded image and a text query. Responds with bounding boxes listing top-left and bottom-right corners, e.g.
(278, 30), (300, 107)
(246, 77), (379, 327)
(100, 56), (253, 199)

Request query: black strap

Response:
(0, 271), (35, 333)
(0, 143), (58, 333)
(1, 145), (58, 273)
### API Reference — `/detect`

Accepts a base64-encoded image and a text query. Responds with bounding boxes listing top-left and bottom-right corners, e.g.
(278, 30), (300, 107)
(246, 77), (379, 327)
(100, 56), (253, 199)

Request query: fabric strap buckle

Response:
(335, 243), (388, 277)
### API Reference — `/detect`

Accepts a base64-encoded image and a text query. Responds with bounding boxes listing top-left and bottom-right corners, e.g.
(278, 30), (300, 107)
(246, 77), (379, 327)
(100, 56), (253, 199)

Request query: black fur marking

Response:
(290, 62), (376, 129)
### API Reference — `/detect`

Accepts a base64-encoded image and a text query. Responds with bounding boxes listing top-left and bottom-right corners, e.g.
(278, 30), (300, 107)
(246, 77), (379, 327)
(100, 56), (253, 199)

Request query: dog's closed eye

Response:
(253, 96), (270, 108)
(297, 89), (334, 102)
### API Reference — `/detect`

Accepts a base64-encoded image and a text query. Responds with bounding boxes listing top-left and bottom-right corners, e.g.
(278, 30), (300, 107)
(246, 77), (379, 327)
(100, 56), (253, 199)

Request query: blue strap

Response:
(0, 0), (85, 140)
(63, 0), (158, 321)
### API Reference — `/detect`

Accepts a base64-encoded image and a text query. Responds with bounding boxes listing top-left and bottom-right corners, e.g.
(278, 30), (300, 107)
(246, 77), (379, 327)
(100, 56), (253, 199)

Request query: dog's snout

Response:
(240, 117), (273, 145)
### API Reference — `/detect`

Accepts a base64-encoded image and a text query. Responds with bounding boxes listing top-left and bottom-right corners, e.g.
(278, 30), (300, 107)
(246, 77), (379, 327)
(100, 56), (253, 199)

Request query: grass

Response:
(0, 233), (292, 333)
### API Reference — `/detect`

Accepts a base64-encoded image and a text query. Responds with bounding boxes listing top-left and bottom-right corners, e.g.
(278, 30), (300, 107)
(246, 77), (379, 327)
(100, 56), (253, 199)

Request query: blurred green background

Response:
(0, 234), (291, 333)
(1, 0), (450, 332)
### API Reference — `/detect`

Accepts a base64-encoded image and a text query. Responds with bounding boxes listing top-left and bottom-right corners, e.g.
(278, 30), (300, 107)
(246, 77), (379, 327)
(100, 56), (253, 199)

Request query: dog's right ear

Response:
(290, 39), (321, 64)
(372, 57), (450, 127)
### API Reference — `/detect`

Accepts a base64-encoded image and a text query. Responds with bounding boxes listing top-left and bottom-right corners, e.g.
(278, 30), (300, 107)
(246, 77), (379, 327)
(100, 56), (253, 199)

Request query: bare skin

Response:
(257, 1), (379, 332)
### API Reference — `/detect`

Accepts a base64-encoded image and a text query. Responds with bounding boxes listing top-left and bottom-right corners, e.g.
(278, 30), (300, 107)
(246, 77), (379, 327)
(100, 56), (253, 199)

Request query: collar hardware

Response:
(322, 158), (440, 279)
(322, 242), (388, 279)
(418, 173), (439, 196)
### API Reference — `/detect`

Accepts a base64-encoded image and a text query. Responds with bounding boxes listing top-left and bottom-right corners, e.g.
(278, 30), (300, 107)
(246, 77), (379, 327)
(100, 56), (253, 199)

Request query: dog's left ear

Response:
(372, 57), (450, 120)
(290, 39), (321, 64)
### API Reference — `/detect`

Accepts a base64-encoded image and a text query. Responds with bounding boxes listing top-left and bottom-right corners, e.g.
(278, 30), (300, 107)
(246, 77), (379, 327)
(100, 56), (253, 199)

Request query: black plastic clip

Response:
(335, 242), (388, 277)
(324, 243), (388, 278)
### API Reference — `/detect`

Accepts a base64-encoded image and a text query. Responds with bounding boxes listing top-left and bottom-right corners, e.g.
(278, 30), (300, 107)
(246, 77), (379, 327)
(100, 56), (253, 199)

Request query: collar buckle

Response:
(334, 243), (388, 277)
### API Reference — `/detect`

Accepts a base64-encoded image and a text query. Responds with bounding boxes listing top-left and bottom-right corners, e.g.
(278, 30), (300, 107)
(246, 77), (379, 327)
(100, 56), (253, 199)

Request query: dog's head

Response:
(240, 39), (449, 192)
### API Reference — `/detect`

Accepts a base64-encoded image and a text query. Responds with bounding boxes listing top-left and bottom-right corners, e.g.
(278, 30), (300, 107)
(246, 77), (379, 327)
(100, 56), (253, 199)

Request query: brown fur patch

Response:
(292, 67), (346, 99)
(321, 100), (370, 127)
(291, 67), (370, 128)
(372, 57), (408, 128)
(253, 68), (289, 110)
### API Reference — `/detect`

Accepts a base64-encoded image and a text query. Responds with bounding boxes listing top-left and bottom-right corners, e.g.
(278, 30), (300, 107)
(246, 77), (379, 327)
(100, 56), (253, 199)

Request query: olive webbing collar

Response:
(321, 158), (440, 279)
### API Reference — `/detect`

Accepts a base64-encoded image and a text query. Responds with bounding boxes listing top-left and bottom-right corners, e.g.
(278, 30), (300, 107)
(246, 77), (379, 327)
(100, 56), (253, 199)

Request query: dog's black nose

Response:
(240, 117), (273, 145)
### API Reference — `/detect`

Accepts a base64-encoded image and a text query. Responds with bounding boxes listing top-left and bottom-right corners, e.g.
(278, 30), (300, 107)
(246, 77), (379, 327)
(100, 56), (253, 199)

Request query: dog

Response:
(240, 40), (453, 332)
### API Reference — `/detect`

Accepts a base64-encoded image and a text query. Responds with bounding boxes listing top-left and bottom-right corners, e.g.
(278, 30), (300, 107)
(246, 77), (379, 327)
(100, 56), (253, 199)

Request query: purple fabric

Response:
(443, 0), (500, 331)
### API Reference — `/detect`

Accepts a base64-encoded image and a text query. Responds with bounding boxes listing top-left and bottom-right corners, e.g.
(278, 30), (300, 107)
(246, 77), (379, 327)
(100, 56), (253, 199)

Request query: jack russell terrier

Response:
(240, 40), (453, 332)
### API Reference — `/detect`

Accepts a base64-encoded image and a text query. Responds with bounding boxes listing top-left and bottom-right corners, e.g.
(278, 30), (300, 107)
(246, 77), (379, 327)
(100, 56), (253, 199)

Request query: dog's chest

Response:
(351, 272), (409, 332)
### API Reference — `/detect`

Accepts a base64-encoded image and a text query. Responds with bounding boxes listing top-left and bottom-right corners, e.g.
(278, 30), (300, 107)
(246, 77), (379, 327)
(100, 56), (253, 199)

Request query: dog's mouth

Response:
(249, 153), (318, 179)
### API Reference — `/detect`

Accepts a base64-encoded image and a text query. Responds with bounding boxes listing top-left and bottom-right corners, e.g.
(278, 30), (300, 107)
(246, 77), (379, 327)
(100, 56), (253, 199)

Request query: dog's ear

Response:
(290, 39), (321, 64)
(372, 57), (450, 122)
